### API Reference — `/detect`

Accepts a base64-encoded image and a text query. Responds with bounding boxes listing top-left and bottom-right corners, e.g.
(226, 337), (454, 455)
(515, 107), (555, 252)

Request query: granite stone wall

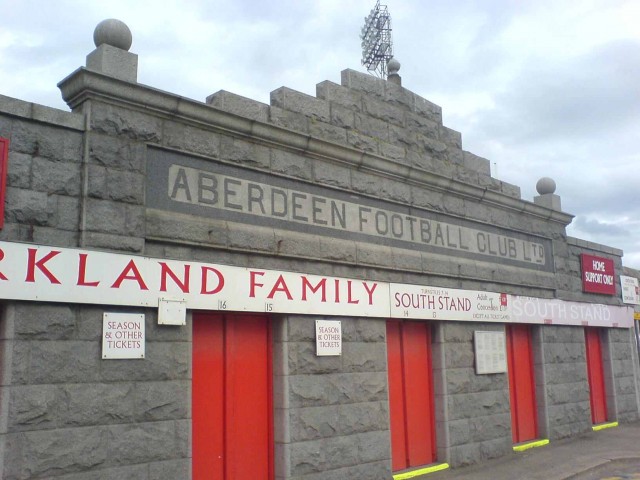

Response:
(0, 302), (190, 480)
(434, 322), (512, 466)
(538, 326), (591, 439)
(273, 315), (390, 480)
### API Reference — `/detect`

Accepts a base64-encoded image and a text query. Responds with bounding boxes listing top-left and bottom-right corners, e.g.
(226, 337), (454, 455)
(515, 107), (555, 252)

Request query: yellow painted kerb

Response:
(393, 463), (450, 479)
(592, 421), (618, 431)
(513, 438), (549, 452)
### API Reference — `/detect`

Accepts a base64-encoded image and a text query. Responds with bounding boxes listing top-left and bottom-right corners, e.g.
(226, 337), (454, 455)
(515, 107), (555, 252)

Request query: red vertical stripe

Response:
(387, 321), (408, 471)
(387, 321), (436, 471)
(402, 322), (436, 465)
(585, 328), (608, 424)
(193, 314), (273, 480)
(506, 324), (538, 443)
(193, 314), (225, 479)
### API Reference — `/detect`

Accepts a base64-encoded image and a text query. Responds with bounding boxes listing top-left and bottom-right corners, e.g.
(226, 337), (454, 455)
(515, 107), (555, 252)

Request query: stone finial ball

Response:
(387, 57), (401, 74)
(93, 19), (132, 50)
(536, 177), (556, 195)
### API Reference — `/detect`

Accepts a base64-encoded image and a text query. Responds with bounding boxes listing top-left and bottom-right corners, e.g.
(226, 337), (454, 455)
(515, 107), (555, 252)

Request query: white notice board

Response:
(474, 330), (506, 374)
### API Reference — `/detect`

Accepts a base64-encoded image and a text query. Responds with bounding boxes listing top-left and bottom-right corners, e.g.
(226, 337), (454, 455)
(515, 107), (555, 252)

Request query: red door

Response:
(193, 313), (273, 480)
(387, 320), (436, 471)
(506, 324), (538, 443)
(585, 328), (608, 424)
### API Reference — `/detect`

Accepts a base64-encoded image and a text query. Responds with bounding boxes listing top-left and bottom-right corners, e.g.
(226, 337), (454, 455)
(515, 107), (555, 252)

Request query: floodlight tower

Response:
(360, 1), (393, 78)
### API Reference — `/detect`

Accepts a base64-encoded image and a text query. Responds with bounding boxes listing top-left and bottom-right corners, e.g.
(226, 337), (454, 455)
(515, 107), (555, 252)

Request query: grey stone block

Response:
(99, 342), (189, 382)
(60, 383), (135, 427)
(346, 130), (378, 154)
(206, 90), (269, 122)
(440, 126), (462, 148)
(162, 121), (220, 158)
(107, 420), (185, 465)
(309, 120), (348, 145)
(4, 425), (110, 478)
(287, 372), (387, 407)
(316, 81), (363, 111)
(342, 342), (387, 373)
(219, 135), (271, 169)
(104, 169), (145, 204)
(10, 120), (83, 162)
(329, 103), (356, 129)
(270, 149), (314, 180)
(32, 158), (81, 196)
(462, 151), (491, 175)
(361, 96), (405, 127)
(54, 195), (81, 231)
(350, 170), (411, 203)
(8, 385), (59, 432)
(544, 343), (586, 364)
(342, 318), (386, 343)
(84, 198), (127, 234)
(89, 133), (146, 172)
(271, 87), (330, 123)
(81, 232), (145, 253)
(28, 341), (101, 384)
(226, 222), (276, 253)
(86, 44), (138, 82)
(340, 69), (385, 99)
(269, 106), (310, 133)
(149, 459), (190, 480)
(13, 303), (76, 340)
(51, 465), (149, 480)
(447, 390), (511, 420)
(379, 141), (407, 164)
(5, 187), (52, 225)
(6, 151), (32, 189)
(90, 103), (162, 142)
(133, 380), (189, 421)
(146, 211), (228, 247)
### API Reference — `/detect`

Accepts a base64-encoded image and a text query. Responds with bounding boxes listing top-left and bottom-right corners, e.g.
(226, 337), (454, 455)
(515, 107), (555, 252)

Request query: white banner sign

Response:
(509, 295), (634, 328)
(0, 241), (388, 317)
(0, 241), (633, 328)
(620, 275), (640, 305)
(390, 284), (511, 322)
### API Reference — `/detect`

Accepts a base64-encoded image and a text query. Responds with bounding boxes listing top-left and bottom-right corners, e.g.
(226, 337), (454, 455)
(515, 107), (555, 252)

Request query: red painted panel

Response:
(225, 315), (273, 479)
(585, 328), (608, 424)
(193, 314), (224, 480)
(402, 322), (435, 466)
(387, 321), (409, 471)
(506, 324), (538, 443)
(386, 321), (436, 471)
(193, 313), (273, 480)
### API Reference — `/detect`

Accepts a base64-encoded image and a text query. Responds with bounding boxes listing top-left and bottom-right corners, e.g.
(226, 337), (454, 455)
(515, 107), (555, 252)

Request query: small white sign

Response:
(102, 312), (145, 359)
(474, 330), (506, 374)
(316, 320), (341, 356)
(621, 276), (640, 305)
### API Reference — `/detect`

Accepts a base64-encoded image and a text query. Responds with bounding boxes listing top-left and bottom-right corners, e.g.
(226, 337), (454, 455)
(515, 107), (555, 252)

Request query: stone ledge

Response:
(0, 94), (84, 130)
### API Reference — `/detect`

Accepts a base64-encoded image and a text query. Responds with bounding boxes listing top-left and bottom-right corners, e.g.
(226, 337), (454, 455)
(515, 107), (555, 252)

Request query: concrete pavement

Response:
(425, 422), (640, 480)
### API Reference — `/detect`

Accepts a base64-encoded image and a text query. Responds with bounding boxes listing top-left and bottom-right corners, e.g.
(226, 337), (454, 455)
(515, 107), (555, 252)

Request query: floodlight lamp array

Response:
(359, 1), (393, 78)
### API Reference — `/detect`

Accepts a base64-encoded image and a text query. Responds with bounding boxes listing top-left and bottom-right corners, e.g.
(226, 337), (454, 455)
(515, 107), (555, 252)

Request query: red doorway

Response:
(506, 324), (538, 444)
(585, 328), (608, 424)
(192, 313), (273, 480)
(386, 320), (436, 471)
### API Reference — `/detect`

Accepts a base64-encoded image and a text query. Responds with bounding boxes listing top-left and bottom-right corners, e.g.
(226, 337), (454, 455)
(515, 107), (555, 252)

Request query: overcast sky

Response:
(2, 0), (639, 269)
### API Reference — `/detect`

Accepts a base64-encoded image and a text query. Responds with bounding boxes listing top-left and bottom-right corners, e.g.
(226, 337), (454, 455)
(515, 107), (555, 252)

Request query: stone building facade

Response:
(0, 20), (638, 480)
